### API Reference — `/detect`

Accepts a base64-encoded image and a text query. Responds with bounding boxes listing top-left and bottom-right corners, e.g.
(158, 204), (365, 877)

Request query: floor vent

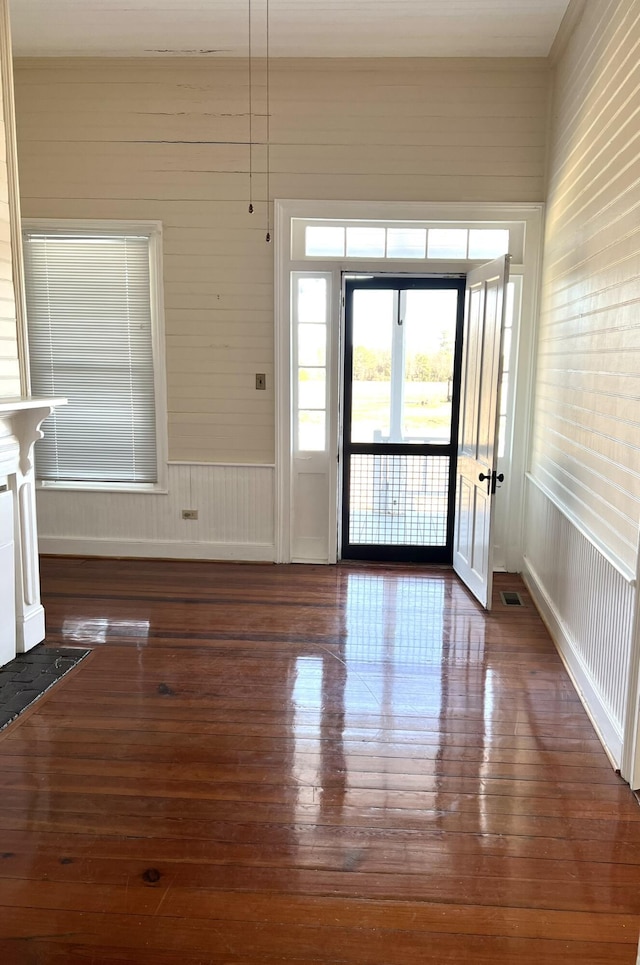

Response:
(500, 591), (524, 607)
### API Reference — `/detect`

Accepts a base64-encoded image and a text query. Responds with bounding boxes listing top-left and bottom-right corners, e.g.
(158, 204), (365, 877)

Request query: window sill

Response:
(36, 481), (169, 495)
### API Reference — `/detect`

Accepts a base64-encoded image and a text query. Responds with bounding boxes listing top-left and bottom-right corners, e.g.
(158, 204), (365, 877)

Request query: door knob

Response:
(478, 470), (505, 495)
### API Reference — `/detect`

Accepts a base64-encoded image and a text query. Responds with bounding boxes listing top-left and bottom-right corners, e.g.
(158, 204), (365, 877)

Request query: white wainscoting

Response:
(522, 475), (636, 768)
(37, 462), (275, 562)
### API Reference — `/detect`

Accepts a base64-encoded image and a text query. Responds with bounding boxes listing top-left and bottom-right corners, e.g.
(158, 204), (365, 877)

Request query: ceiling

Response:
(9, 0), (572, 59)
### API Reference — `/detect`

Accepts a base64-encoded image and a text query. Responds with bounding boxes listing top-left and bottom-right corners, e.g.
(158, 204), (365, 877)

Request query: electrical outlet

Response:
(255, 373), (266, 390)
(181, 509), (198, 520)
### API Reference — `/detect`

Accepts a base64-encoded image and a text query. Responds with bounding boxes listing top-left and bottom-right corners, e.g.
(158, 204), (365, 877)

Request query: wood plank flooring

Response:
(0, 557), (639, 963)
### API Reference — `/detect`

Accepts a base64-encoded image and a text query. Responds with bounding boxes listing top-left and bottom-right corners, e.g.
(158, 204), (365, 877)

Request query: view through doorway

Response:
(341, 277), (464, 563)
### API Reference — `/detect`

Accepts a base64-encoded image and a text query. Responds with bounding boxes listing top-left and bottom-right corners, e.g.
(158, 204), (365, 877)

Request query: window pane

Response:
(501, 327), (512, 368)
(298, 368), (326, 409)
(305, 226), (345, 257)
(505, 280), (516, 326)
(346, 227), (386, 258)
(499, 372), (509, 418)
(427, 229), (468, 259)
(402, 289), (458, 444)
(386, 228), (426, 259)
(350, 289), (394, 443)
(298, 410), (326, 451)
(298, 324), (326, 367)
(468, 229), (510, 259)
(498, 415), (507, 459)
(297, 276), (327, 324)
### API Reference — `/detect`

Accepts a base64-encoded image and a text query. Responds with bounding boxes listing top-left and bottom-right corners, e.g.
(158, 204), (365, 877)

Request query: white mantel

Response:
(0, 396), (66, 663)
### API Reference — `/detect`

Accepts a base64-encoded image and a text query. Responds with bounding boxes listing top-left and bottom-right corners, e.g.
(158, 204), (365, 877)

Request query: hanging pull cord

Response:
(265, 0), (271, 242)
(248, 0), (254, 214)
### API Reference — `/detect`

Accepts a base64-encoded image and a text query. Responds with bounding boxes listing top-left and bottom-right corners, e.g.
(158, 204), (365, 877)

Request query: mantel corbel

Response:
(11, 404), (56, 477)
(0, 397), (67, 477)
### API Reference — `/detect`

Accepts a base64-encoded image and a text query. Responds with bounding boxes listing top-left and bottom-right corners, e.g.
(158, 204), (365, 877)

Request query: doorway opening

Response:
(341, 276), (464, 563)
(275, 200), (544, 577)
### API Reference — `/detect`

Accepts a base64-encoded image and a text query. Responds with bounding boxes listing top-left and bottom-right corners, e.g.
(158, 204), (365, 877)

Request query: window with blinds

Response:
(23, 224), (164, 487)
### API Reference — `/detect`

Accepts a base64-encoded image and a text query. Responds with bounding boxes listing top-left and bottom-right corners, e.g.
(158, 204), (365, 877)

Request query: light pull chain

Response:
(248, 0), (254, 214)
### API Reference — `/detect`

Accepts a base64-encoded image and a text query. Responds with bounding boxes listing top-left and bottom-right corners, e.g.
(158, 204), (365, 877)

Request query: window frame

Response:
(23, 218), (168, 494)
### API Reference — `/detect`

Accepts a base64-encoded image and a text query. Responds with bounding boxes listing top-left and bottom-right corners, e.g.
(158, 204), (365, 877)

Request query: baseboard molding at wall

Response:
(522, 555), (623, 770)
(16, 605), (45, 653)
(38, 537), (276, 563)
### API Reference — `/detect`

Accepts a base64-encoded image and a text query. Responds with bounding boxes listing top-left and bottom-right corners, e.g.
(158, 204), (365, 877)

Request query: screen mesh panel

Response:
(348, 454), (449, 546)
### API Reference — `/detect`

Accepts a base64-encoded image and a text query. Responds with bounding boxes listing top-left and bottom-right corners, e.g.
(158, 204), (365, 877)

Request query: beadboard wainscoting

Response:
(36, 463), (275, 561)
(522, 476), (635, 768)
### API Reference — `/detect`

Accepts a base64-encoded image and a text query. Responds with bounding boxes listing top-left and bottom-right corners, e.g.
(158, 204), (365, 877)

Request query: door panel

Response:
(453, 255), (510, 609)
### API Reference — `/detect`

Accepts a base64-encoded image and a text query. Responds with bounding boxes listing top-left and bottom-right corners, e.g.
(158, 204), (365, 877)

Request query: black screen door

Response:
(341, 277), (465, 563)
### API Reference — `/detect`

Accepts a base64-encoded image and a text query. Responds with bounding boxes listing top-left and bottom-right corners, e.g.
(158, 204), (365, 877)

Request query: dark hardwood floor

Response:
(0, 557), (639, 963)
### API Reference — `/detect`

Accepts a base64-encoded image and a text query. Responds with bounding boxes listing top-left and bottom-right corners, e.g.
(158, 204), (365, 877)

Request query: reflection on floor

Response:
(0, 557), (638, 964)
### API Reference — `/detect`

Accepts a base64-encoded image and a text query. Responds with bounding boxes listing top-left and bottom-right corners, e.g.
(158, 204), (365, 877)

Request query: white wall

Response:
(523, 0), (640, 775)
(13, 56), (550, 557)
(0, 2), (20, 398)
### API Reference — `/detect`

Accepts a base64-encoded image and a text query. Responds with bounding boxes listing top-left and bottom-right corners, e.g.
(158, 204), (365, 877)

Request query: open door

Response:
(453, 255), (510, 610)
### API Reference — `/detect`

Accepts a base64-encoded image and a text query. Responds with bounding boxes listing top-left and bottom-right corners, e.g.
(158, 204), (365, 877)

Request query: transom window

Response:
(291, 220), (519, 263)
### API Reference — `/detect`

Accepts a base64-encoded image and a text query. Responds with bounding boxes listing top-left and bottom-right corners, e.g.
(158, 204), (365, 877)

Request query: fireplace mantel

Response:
(0, 396), (66, 664)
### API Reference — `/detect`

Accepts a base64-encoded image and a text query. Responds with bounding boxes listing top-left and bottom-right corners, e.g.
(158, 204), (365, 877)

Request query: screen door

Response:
(341, 277), (464, 563)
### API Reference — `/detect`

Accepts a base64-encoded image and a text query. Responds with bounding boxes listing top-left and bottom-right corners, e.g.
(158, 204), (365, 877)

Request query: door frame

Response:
(275, 200), (545, 567)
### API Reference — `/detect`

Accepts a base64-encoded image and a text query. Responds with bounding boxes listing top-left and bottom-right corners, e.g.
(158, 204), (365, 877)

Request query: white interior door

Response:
(453, 255), (510, 609)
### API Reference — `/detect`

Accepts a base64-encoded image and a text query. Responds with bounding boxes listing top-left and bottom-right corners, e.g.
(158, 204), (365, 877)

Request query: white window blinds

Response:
(24, 229), (158, 484)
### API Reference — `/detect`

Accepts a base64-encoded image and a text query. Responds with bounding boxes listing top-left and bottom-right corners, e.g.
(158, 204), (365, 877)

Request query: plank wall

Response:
(524, 0), (640, 773)
(529, 0), (640, 574)
(0, 4), (19, 398)
(13, 56), (550, 463)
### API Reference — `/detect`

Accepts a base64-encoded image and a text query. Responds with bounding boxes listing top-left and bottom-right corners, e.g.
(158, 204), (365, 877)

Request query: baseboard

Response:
(522, 555), (623, 769)
(16, 605), (45, 653)
(38, 537), (276, 563)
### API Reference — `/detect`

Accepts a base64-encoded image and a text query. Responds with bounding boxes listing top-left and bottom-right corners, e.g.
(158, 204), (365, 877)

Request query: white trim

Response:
(39, 536), (275, 562)
(22, 218), (169, 493)
(16, 605), (45, 654)
(522, 555), (623, 769)
(274, 201), (291, 563)
(168, 461), (275, 469)
(36, 481), (168, 495)
(326, 267), (342, 564)
(503, 209), (545, 573)
(149, 222), (169, 493)
(275, 199), (545, 567)
(279, 200), (545, 222)
(622, 543), (640, 789)
(526, 473), (636, 586)
(22, 218), (164, 236)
